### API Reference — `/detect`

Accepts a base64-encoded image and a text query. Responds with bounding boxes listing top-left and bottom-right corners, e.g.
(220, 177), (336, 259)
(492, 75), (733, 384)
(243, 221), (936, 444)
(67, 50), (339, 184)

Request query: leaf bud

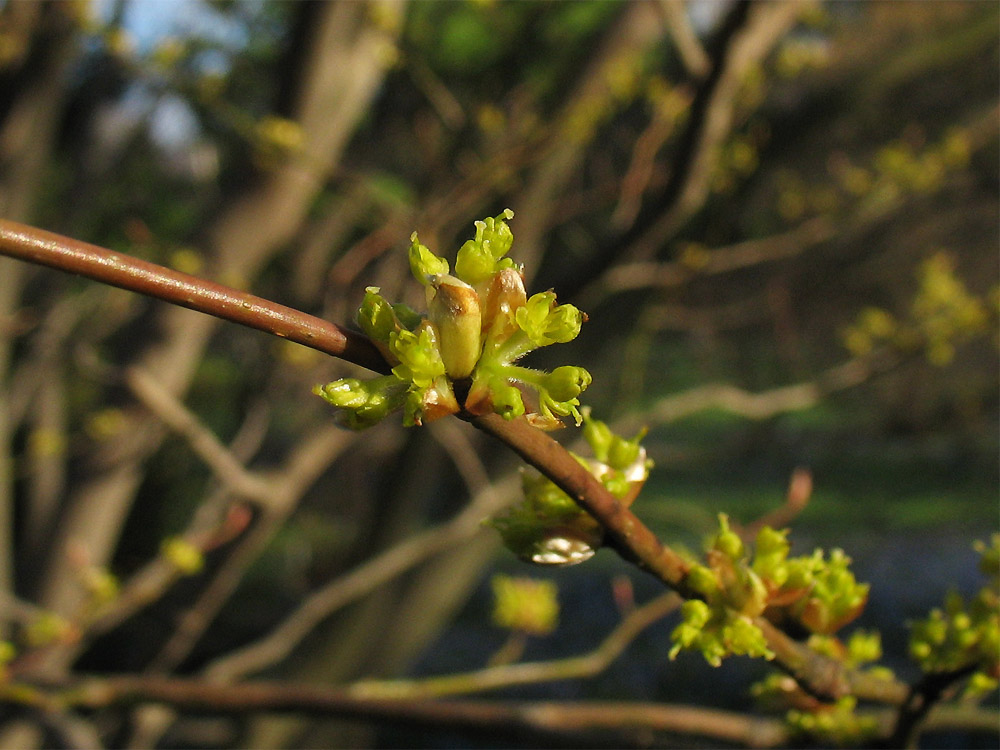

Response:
(480, 266), (527, 348)
(427, 274), (482, 378)
(357, 287), (398, 344)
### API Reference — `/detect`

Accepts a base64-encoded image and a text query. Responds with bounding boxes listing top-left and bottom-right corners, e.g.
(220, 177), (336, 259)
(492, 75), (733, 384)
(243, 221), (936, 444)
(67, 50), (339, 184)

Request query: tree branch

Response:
(346, 592), (680, 699)
(0, 219), (388, 374)
(8, 674), (994, 749)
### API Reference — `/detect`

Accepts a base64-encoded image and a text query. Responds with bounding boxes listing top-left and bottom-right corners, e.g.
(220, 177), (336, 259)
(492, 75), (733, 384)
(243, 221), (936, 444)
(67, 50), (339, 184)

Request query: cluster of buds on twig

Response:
(488, 409), (651, 566)
(754, 631), (889, 745)
(909, 535), (1000, 696)
(670, 515), (870, 666)
(314, 210), (591, 429)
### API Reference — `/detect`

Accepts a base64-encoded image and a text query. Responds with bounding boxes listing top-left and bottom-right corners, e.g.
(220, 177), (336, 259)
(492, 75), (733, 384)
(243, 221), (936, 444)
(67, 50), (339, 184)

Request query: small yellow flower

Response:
(491, 575), (559, 636)
(162, 537), (204, 575)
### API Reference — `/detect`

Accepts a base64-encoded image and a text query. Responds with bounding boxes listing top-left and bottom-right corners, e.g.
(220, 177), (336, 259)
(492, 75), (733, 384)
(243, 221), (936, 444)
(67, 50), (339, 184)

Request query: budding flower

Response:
(515, 292), (585, 347)
(543, 366), (592, 401)
(427, 274), (482, 379)
(408, 231), (449, 284)
(713, 514), (745, 561)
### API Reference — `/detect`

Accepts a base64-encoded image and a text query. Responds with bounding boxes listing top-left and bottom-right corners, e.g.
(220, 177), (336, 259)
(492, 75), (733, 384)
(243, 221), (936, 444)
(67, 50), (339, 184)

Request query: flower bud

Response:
(607, 434), (640, 471)
(427, 274), (482, 379)
(478, 208), (515, 259)
(685, 564), (720, 599)
(581, 407), (614, 463)
(491, 575), (559, 635)
(391, 326), (446, 388)
(491, 381), (526, 419)
(408, 231), (449, 284)
(480, 266), (526, 347)
(162, 537), (204, 575)
(544, 366), (592, 401)
(515, 292), (585, 347)
(455, 239), (496, 285)
(714, 514), (745, 561)
(755, 526), (790, 557)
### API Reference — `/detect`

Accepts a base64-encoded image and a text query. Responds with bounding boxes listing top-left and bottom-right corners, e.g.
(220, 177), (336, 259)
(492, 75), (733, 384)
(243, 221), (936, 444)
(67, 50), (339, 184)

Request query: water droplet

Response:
(530, 535), (596, 566)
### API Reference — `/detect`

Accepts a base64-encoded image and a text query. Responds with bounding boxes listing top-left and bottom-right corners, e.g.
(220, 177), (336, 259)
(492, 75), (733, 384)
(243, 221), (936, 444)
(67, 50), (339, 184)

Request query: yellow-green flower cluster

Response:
(316, 211), (592, 429)
(491, 575), (559, 637)
(670, 516), (870, 666)
(786, 696), (879, 747)
(488, 410), (651, 566)
(909, 535), (1000, 696)
(842, 251), (992, 366)
(752, 630), (893, 721)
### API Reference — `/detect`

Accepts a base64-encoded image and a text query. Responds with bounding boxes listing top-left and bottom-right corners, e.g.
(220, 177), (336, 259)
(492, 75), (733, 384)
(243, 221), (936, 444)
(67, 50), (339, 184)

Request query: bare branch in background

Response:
(204, 474), (520, 683)
(347, 592), (680, 699)
(658, 0), (711, 80)
(621, 1), (803, 264)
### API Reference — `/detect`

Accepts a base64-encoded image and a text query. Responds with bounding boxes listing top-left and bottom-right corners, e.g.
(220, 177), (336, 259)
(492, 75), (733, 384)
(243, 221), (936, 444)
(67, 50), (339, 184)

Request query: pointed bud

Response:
(480, 266), (527, 348)
(357, 287), (398, 344)
(427, 274), (482, 378)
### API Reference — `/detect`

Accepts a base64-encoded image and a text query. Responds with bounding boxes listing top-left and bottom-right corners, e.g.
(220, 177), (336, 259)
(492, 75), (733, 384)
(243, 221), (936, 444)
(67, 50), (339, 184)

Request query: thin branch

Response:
(887, 665), (979, 749)
(125, 366), (275, 505)
(203, 475), (520, 683)
(584, 216), (834, 307)
(346, 592), (679, 699)
(427, 418), (490, 496)
(658, 0), (711, 79)
(620, 1), (803, 264)
(0, 219), (387, 374)
(642, 357), (876, 425)
(15, 676), (793, 748)
(12, 675), (994, 748)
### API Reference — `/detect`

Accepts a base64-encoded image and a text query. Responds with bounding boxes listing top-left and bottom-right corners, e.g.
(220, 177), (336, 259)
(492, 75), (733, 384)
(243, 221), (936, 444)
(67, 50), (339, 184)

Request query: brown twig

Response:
(19, 675), (792, 748)
(0, 219), (388, 375)
(10, 674), (994, 748)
